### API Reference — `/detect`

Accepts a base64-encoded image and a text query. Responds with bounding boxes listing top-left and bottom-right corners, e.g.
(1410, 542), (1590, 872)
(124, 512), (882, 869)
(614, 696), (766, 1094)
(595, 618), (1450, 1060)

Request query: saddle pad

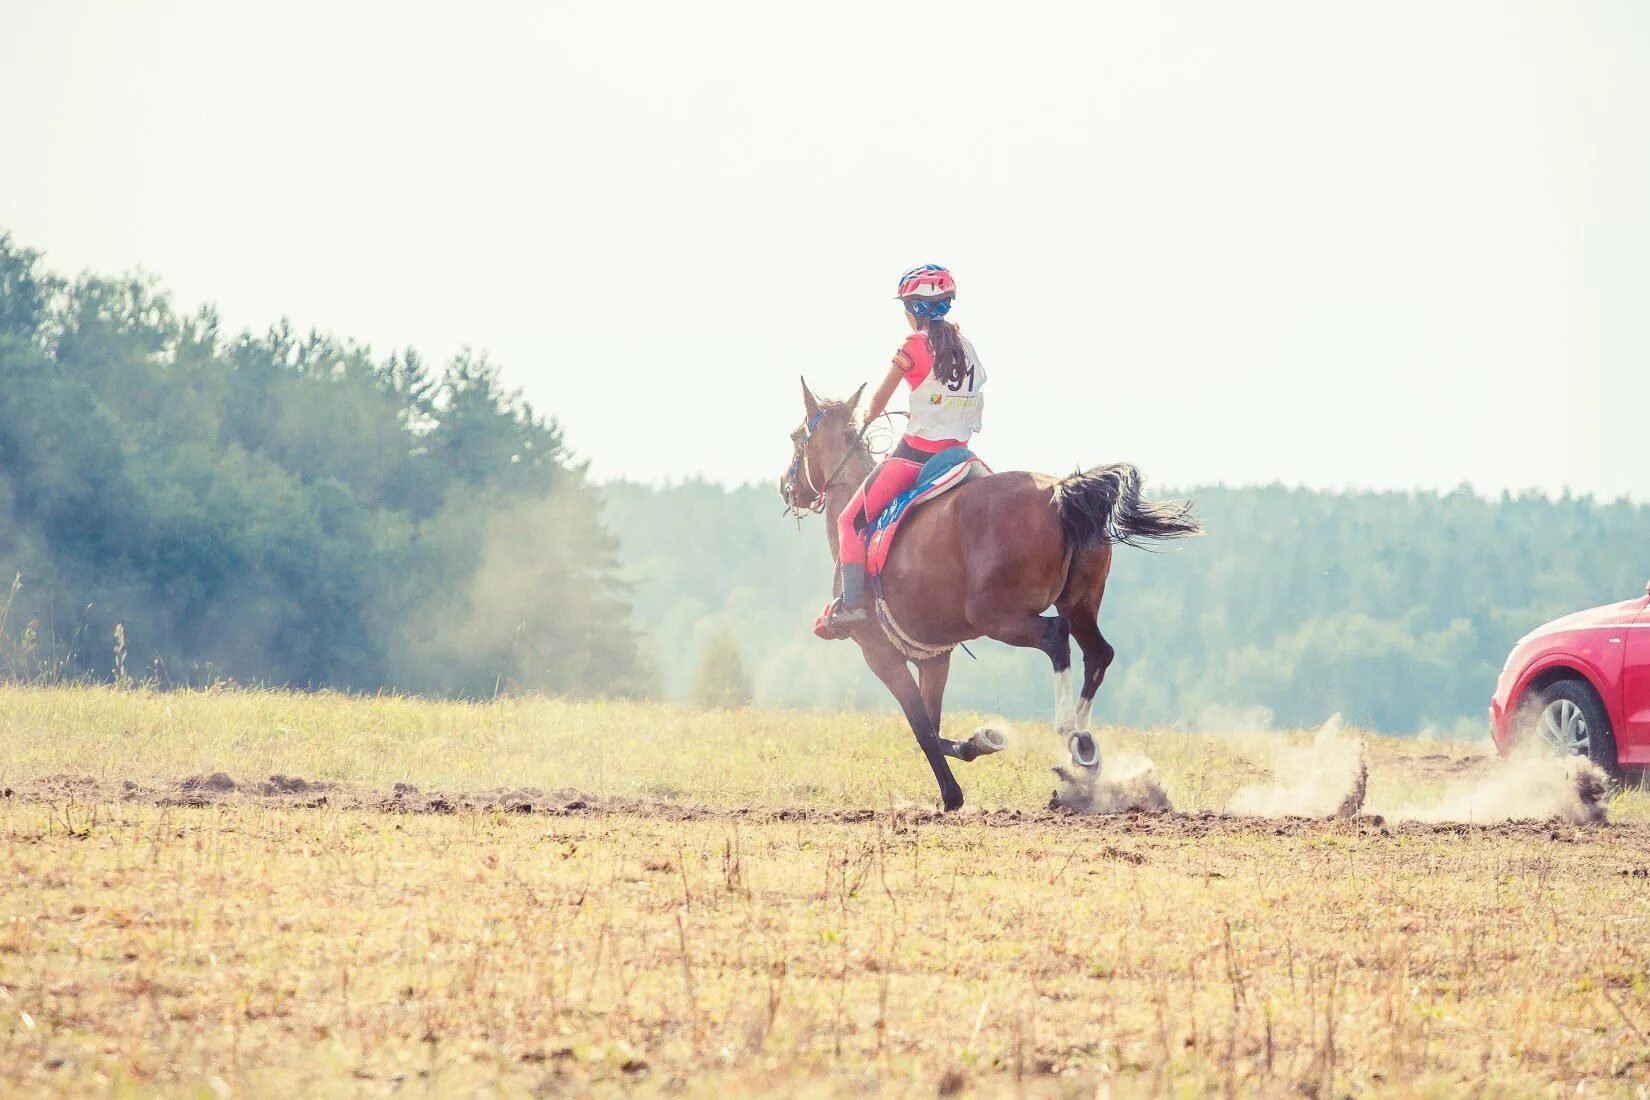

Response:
(865, 448), (992, 578)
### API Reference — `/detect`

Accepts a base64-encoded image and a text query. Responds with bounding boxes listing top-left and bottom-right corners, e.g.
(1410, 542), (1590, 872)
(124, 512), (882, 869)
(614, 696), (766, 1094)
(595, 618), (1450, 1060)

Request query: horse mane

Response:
(817, 399), (872, 460)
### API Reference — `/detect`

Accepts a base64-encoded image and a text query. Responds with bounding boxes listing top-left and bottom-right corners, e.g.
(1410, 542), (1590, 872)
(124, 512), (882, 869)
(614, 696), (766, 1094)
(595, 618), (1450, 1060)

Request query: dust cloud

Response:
(1223, 718), (1368, 819)
(969, 721), (1176, 814)
(1379, 749), (1609, 825)
(1050, 753), (1175, 815)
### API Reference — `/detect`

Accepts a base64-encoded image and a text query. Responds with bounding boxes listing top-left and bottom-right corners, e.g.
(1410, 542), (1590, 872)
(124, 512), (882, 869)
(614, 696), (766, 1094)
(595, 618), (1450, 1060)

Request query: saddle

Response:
(812, 447), (992, 644)
(864, 447), (993, 578)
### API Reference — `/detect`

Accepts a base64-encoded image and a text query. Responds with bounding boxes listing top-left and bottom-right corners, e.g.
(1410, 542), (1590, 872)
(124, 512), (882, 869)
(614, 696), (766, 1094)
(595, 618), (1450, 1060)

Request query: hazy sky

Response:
(3, 2), (1646, 498)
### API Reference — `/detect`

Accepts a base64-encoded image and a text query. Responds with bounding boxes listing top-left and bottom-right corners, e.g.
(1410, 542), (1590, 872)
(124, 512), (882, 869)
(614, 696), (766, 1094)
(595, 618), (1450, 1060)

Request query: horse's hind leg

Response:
(980, 611), (1080, 734)
(1070, 617), (1115, 727)
(1058, 575), (1116, 771)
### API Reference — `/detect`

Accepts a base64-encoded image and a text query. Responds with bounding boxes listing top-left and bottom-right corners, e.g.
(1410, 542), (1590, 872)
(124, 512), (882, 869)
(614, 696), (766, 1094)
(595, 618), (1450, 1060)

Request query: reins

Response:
(782, 410), (906, 520)
(815, 425), (872, 498)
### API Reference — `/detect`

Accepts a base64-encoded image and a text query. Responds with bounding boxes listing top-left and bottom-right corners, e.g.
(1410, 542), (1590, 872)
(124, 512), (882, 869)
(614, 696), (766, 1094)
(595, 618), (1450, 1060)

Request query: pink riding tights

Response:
(836, 458), (923, 569)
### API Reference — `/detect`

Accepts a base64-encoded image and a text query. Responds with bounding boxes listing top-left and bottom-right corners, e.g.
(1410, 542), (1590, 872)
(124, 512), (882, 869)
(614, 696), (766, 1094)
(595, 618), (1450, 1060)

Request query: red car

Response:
(1490, 579), (1650, 778)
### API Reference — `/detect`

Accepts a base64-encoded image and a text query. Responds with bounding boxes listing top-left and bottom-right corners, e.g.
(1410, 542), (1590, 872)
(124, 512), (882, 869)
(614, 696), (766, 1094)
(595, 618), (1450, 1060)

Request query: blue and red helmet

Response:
(896, 264), (956, 300)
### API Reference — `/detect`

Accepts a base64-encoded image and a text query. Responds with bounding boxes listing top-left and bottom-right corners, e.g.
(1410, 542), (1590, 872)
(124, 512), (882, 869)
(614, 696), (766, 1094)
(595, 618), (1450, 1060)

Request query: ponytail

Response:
(905, 298), (968, 389)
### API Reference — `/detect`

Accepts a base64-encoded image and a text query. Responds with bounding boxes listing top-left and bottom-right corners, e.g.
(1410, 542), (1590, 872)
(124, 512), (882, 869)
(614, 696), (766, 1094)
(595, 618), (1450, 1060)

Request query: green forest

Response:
(3, 234), (1646, 732)
(0, 234), (644, 698)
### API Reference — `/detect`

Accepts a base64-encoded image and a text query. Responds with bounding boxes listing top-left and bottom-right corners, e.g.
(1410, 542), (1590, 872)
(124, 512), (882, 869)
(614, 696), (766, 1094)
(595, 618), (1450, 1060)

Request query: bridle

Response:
(781, 408), (885, 519)
(781, 409), (826, 515)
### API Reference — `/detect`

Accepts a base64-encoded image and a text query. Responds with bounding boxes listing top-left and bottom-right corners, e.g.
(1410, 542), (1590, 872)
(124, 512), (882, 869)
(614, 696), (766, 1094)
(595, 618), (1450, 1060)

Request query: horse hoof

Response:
(941, 790), (965, 812)
(969, 726), (1009, 756)
(1068, 731), (1101, 771)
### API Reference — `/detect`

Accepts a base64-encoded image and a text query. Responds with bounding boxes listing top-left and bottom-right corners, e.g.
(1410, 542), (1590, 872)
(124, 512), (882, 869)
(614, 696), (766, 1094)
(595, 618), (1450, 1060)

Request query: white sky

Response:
(2, 1), (1646, 498)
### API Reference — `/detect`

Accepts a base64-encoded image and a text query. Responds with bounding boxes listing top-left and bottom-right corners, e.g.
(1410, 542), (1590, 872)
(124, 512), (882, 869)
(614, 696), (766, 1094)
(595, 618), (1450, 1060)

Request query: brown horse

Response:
(782, 379), (1199, 811)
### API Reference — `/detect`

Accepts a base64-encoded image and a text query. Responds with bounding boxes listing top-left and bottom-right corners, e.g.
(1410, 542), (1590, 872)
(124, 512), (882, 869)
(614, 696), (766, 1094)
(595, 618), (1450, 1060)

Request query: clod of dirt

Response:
(494, 787), (544, 813)
(1335, 754), (1369, 818)
(392, 782), (420, 796)
(261, 775), (311, 795)
(1050, 755), (1174, 815)
(45, 774), (100, 792)
(1572, 763), (1610, 824)
(936, 1068), (967, 1096)
(180, 772), (236, 793)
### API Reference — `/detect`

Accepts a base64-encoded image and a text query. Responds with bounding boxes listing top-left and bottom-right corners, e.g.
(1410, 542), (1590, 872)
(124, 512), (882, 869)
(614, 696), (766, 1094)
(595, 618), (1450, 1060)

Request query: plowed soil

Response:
(8, 773), (1650, 1096)
(5, 770), (1644, 843)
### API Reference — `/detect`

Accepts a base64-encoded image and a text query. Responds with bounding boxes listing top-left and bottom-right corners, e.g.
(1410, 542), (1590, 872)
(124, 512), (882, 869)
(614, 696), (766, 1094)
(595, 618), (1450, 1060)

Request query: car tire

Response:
(1516, 678), (1621, 780)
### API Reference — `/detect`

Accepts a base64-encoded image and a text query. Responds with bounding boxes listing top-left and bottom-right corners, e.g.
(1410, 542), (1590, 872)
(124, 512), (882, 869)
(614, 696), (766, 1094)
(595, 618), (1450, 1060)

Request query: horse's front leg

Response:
(858, 638), (966, 810)
(917, 651), (951, 732)
(918, 652), (1008, 760)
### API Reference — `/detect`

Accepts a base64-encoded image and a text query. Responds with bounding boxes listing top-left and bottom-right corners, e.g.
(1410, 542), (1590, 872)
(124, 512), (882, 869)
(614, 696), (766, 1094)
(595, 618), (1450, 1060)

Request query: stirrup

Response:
(829, 600), (868, 627)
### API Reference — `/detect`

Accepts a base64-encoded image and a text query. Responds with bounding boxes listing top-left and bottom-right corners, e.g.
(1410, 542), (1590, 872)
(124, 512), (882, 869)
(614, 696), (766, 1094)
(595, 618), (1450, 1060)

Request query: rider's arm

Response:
(863, 362), (905, 424)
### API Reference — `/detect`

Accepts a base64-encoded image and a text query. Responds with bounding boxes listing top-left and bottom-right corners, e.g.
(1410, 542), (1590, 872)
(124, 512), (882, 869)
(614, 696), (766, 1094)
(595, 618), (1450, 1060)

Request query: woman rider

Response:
(830, 263), (987, 628)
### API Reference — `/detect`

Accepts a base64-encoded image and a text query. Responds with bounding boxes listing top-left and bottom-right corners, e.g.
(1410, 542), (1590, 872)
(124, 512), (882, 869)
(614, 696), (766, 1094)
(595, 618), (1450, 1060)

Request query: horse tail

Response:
(1051, 463), (1200, 550)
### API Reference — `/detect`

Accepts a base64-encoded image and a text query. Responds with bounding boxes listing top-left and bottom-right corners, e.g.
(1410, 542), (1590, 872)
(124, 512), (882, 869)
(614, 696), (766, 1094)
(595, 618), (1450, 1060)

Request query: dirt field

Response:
(4, 687), (1650, 1096)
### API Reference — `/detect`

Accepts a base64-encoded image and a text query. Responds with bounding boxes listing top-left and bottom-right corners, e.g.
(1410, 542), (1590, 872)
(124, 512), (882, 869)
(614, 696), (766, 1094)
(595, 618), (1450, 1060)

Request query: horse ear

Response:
(800, 376), (820, 418)
(846, 382), (867, 414)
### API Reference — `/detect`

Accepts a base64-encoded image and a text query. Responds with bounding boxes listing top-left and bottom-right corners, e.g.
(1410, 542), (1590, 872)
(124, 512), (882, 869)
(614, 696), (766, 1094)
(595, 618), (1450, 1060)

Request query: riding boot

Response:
(832, 564), (869, 627)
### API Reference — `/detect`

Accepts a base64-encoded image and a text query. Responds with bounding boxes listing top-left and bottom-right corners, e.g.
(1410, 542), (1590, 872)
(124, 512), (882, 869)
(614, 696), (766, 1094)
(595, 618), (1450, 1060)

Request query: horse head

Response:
(780, 377), (865, 517)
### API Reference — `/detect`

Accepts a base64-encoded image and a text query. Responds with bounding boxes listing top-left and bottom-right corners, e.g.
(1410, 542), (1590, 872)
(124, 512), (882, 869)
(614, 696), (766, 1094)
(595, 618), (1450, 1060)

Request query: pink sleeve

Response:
(896, 333), (931, 389)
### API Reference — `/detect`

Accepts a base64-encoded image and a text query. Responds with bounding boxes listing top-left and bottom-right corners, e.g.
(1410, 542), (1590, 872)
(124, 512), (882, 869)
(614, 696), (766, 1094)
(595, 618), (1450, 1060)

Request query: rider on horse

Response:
(830, 264), (988, 629)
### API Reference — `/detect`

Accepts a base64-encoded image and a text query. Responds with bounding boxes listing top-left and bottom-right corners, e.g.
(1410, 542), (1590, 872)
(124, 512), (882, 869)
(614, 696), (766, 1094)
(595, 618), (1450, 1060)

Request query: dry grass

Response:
(3, 685), (1642, 818)
(3, 686), (1650, 1096)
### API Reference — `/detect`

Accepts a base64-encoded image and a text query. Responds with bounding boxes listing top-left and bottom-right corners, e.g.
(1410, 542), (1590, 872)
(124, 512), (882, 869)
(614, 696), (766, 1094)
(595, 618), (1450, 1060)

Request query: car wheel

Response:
(1518, 679), (1621, 780)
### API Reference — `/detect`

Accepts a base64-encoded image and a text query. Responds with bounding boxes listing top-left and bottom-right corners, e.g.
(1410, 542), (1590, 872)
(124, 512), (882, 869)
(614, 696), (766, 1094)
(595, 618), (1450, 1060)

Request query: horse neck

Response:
(820, 445), (873, 564)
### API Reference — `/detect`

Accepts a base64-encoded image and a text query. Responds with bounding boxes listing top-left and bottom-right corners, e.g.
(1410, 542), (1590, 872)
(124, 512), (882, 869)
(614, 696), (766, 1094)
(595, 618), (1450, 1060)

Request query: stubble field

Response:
(3, 686), (1649, 1097)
